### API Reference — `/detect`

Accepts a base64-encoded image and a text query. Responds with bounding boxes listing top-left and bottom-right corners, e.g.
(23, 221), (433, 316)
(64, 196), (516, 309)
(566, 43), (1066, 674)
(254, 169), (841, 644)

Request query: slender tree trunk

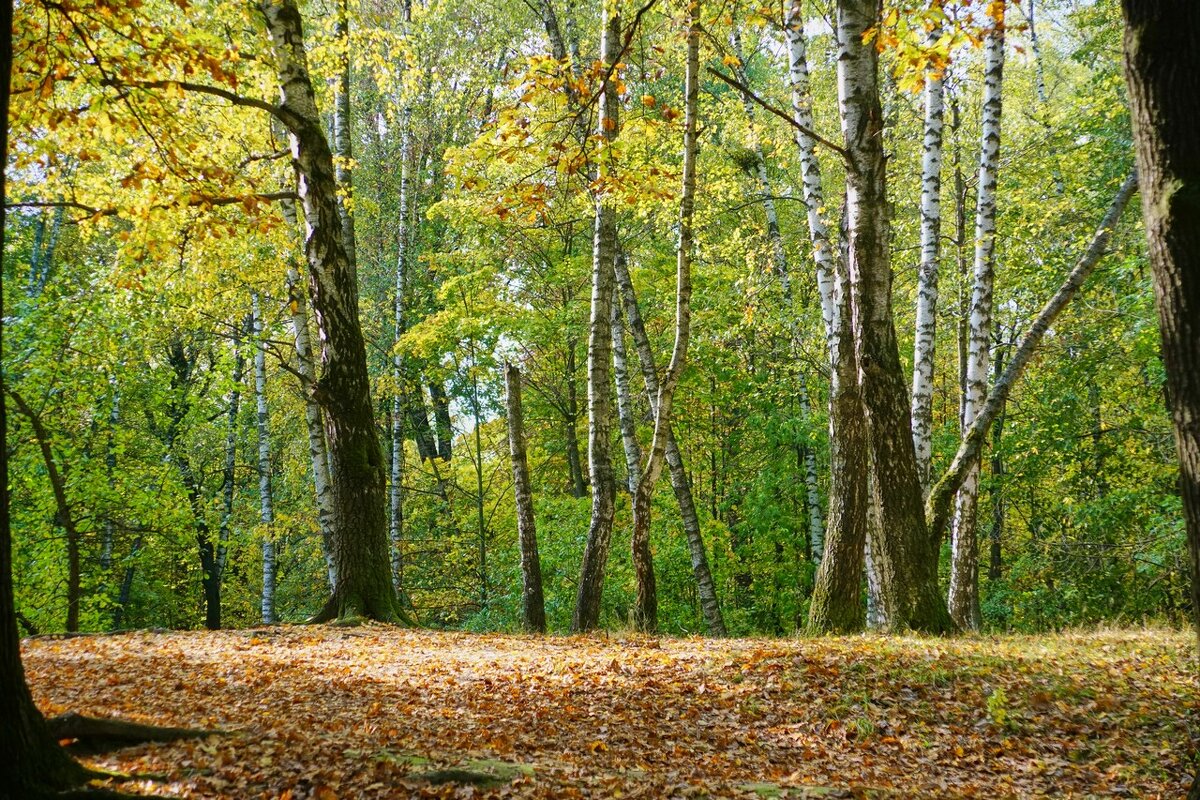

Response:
(949, 6), (1005, 631)
(628, 0), (700, 633)
(260, 0), (399, 624)
(333, 0), (356, 281)
(505, 363), (546, 633)
(837, 0), (952, 633)
(7, 391), (81, 633)
(252, 293), (277, 625)
(927, 173), (1138, 542)
(392, 89), (413, 594)
(571, 6), (621, 634)
(1120, 1), (1200, 681)
(911, 42), (946, 491)
(785, 0), (838, 344)
(988, 344), (1008, 581)
(100, 377), (118, 573)
(564, 341), (587, 498)
(430, 381), (453, 461)
(284, 254), (337, 588)
(615, 255), (726, 636)
(112, 535), (142, 630)
(612, 291), (642, 494)
(218, 319), (246, 581)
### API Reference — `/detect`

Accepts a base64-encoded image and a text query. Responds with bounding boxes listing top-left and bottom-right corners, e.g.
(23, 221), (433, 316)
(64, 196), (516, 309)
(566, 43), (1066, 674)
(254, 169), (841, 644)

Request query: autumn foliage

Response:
(22, 627), (1198, 797)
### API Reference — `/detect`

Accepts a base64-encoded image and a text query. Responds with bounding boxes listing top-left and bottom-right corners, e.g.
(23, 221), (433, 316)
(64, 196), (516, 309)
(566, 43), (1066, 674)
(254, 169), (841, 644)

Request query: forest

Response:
(1, 0), (1198, 797)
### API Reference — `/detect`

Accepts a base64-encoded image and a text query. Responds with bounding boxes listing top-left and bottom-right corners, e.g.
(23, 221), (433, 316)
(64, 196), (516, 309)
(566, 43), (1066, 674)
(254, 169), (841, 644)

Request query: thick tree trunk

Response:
(252, 293), (277, 625)
(571, 7), (621, 634)
(1121, 1), (1200, 667)
(786, 0), (870, 631)
(0, 9), (92, 782)
(615, 256), (726, 636)
(837, 0), (952, 633)
(949, 8), (1005, 631)
(505, 364), (546, 633)
(911, 45), (946, 491)
(808, 266), (870, 632)
(7, 391), (81, 633)
(260, 0), (398, 624)
(927, 173), (1137, 542)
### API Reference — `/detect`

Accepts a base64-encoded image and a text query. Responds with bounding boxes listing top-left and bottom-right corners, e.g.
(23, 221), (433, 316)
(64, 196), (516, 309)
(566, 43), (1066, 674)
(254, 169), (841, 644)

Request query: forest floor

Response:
(21, 626), (1197, 798)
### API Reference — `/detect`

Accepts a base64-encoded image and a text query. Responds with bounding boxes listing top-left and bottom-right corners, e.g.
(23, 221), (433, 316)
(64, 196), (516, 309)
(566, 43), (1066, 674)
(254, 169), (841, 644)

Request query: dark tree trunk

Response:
(0, 5), (93, 788)
(837, 0), (952, 633)
(409, 393), (439, 463)
(564, 341), (587, 498)
(505, 364), (546, 633)
(259, 0), (399, 624)
(1121, 0), (1200, 655)
(429, 381), (453, 461)
(807, 268), (869, 633)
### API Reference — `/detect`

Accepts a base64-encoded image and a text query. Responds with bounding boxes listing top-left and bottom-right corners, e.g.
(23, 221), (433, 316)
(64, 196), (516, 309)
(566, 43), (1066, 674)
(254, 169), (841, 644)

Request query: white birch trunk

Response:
(391, 108), (412, 596)
(252, 292), (277, 625)
(611, 288), (642, 494)
(785, 0), (838, 352)
(910, 49), (946, 492)
(282, 199), (337, 589)
(949, 9), (1005, 631)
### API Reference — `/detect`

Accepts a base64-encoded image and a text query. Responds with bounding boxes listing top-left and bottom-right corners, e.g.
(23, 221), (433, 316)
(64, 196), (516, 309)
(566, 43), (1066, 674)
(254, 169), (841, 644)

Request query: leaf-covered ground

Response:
(22, 626), (1198, 798)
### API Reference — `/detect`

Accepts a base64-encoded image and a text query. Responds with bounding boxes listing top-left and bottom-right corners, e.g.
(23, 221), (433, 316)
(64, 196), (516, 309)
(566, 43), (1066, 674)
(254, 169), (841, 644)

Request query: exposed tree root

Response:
(48, 712), (218, 755)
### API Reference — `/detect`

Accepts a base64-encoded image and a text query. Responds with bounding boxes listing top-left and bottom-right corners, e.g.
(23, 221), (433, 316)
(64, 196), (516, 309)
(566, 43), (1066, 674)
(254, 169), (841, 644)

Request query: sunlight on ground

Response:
(22, 627), (1197, 798)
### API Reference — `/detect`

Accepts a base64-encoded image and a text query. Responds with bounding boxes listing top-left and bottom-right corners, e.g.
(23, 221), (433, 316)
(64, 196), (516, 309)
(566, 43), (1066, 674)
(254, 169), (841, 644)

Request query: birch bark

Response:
(615, 253), (727, 636)
(252, 293), (277, 625)
(910, 40), (946, 491)
(260, 0), (398, 623)
(628, 0), (700, 632)
(837, 0), (952, 633)
(949, 8), (1005, 631)
(571, 6), (621, 633)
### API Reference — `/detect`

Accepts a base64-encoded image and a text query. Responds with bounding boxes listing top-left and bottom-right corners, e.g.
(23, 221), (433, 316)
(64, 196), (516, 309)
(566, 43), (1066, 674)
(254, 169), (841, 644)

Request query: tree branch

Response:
(707, 67), (852, 165)
(925, 170), (1138, 544)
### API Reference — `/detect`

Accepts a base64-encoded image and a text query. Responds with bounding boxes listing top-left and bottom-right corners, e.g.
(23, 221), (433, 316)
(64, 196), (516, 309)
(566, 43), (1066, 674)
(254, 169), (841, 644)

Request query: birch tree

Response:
(625, 0), (700, 633)
(614, 254), (727, 636)
(571, 6), (621, 633)
(781, 0), (869, 631)
(260, 0), (399, 623)
(949, 5), (1005, 630)
(910, 30), (947, 491)
(252, 293), (277, 625)
(837, 0), (952, 633)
